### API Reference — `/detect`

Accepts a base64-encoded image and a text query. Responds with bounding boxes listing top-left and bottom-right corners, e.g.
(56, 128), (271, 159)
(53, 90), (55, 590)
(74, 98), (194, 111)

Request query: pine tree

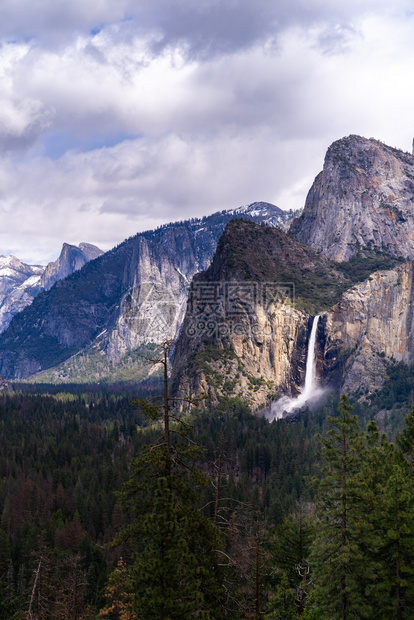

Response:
(358, 415), (414, 618)
(118, 444), (226, 618)
(264, 573), (298, 620)
(115, 341), (228, 619)
(312, 402), (414, 619)
(97, 558), (134, 620)
(397, 405), (414, 466)
(269, 504), (314, 614)
(311, 395), (367, 619)
(270, 503), (314, 589)
(350, 420), (392, 616)
(375, 461), (414, 619)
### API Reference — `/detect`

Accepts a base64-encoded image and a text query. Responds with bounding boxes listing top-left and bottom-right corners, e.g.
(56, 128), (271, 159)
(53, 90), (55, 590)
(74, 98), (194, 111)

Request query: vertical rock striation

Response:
(41, 243), (103, 290)
(290, 135), (414, 261)
(322, 262), (414, 393)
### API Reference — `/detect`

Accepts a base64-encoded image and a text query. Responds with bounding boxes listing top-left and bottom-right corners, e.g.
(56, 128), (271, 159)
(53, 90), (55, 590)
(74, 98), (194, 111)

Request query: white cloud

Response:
(0, 2), (414, 261)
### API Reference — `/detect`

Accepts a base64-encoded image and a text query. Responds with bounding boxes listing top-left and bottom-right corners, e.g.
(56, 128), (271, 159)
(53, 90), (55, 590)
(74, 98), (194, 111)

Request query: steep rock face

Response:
(104, 203), (296, 363)
(172, 219), (414, 408)
(171, 219), (357, 410)
(42, 242), (103, 290)
(321, 262), (414, 393)
(0, 204), (291, 380)
(290, 135), (414, 261)
(104, 233), (204, 362)
(172, 300), (308, 411)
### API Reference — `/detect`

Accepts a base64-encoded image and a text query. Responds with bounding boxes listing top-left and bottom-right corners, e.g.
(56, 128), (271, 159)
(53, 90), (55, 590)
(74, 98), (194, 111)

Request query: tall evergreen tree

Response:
(375, 461), (414, 619)
(270, 503), (314, 590)
(264, 573), (298, 620)
(397, 405), (414, 466)
(355, 420), (414, 618)
(115, 341), (229, 619)
(98, 558), (134, 620)
(312, 402), (414, 619)
(311, 395), (367, 619)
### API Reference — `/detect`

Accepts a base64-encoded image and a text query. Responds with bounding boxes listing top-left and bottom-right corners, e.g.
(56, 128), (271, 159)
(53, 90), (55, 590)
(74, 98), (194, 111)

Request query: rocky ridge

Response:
(0, 203), (295, 381)
(172, 219), (414, 410)
(290, 135), (414, 261)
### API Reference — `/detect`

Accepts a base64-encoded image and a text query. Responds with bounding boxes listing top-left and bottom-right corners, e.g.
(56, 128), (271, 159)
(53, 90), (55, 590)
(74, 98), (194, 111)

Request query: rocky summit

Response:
(41, 242), (103, 290)
(290, 135), (414, 261)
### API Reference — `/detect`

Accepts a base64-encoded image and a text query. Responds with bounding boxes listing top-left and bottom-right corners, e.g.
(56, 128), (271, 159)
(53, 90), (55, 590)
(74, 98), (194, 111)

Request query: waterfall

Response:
(302, 314), (320, 401)
(267, 315), (322, 421)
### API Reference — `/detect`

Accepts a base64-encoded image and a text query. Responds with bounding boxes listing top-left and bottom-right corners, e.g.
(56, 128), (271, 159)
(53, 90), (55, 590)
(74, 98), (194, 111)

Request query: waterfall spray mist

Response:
(267, 315), (324, 421)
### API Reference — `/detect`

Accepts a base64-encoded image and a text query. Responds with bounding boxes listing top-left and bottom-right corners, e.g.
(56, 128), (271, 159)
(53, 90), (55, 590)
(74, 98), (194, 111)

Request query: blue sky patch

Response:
(41, 131), (139, 160)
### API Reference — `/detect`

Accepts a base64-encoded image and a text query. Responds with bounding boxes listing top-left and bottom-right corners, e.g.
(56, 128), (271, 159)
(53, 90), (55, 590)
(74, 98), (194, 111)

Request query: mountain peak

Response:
(41, 242), (104, 290)
(232, 201), (283, 216)
(290, 135), (414, 261)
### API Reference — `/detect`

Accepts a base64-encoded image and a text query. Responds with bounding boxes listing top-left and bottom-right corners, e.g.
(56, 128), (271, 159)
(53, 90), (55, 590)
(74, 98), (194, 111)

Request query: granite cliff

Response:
(172, 219), (414, 411)
(290, 135), (414, 261)
(171, 219), (361, 410)
(41, 242), (103, 290)
(320, 262), (414, 394)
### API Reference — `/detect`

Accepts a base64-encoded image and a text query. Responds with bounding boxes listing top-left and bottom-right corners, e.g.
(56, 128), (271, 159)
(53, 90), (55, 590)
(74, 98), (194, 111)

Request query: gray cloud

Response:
(0, 0), (406, 55)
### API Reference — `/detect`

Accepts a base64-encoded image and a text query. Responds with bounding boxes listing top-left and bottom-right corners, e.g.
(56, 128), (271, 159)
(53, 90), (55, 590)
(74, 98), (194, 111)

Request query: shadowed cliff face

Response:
(290, 135), (414, 262)
(172, 219), (414, 408)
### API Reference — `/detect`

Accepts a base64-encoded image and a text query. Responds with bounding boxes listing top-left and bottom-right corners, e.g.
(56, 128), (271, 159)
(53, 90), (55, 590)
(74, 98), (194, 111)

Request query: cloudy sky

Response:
(1, 0), (414, 263)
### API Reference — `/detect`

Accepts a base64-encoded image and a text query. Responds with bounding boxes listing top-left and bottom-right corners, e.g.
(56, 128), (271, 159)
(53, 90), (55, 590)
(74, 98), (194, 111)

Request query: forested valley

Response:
(1, 371), (414, 619)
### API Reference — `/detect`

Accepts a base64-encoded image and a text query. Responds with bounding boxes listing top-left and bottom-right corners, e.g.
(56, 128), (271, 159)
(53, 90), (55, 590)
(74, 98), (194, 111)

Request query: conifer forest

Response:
(2, 353), (414, 619)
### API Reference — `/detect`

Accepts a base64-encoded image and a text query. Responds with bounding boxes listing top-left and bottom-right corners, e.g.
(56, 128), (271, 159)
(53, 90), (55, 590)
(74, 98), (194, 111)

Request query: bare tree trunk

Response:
(255, 536), (260, 620)
(163, 343), (171, 475)
(214, 445), (222, 527)
(27, 558), (42, 620)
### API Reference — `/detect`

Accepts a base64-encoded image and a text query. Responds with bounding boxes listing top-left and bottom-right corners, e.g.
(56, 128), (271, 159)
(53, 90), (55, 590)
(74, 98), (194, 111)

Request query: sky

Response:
(1, 1), (414, 263)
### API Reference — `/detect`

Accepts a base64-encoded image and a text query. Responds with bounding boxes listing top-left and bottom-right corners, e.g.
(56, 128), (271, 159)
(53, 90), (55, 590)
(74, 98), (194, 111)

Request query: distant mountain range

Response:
(0, 202), (298, 381)
(0, 243), (103, 334)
